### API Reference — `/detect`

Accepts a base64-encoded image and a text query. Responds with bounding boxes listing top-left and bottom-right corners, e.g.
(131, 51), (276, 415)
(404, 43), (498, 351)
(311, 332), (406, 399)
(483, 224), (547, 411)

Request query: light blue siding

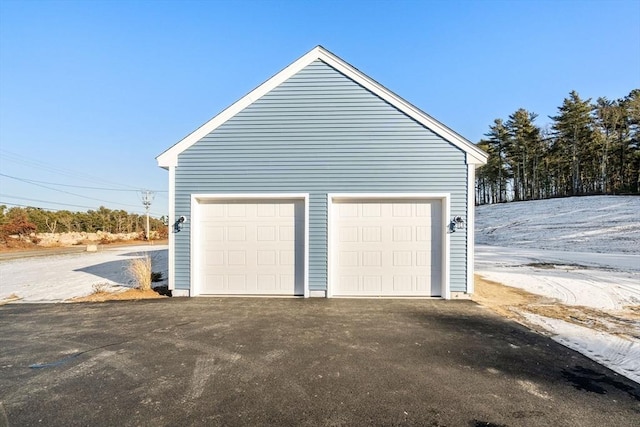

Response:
(174, 60), (468, 293)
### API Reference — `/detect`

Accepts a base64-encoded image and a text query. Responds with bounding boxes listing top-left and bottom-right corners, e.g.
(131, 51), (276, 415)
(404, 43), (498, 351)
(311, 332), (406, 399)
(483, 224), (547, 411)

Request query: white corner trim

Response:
(327, 193), (451, 299)
(326, 194), (334, 298)
(156, 46), (488, 168)
(466, 164), (476, 295)
(189, 193), (310, 298)
(168, 166), (176, 290)
(443, 195), (451, 300)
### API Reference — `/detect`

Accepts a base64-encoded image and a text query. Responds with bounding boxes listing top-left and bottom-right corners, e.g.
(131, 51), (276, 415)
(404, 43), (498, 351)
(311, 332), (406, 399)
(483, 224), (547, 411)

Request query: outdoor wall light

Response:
(174, 216), (187, 233)
(449, 216), (465, 233)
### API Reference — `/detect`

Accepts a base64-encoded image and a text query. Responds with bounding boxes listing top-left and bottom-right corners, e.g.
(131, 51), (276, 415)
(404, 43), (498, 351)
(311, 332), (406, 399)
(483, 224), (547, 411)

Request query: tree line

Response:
(476, 89), (639, 204)
(0, 205), (167, 238)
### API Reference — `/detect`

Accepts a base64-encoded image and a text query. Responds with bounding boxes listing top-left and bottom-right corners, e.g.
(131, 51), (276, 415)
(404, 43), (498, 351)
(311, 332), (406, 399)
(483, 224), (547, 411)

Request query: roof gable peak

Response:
(157, 46), (487, 168)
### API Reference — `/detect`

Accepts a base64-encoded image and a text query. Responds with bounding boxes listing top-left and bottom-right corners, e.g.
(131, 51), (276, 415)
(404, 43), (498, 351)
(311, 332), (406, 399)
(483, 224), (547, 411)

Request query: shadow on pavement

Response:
(74, 249), (168, 287)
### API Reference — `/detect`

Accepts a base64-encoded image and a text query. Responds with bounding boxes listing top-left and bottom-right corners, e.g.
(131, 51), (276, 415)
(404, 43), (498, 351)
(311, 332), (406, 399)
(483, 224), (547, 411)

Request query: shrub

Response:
(1, 213), (36, 238)
(127, 256), (152, 291)
(92, 283), (110, 294)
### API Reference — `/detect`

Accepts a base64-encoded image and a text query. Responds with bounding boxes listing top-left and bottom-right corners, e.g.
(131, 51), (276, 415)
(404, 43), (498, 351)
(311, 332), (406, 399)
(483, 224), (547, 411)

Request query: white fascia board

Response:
(157, 45), (488, 168)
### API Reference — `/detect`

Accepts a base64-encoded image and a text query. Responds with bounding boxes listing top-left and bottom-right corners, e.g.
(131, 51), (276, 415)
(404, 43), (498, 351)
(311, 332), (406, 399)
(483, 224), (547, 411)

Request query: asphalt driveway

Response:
(1, 299), (638, 427)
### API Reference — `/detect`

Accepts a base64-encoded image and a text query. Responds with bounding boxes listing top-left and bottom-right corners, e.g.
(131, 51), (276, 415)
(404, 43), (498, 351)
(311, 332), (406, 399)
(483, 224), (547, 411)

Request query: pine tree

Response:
(550, 91), (595, 195)
(483, 119), (511, 202)
(505, 109), (543, 200)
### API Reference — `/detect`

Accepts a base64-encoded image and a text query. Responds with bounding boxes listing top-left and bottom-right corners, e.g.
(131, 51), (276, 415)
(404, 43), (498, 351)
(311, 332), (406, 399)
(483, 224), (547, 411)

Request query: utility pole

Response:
(140, 190), (155, 240)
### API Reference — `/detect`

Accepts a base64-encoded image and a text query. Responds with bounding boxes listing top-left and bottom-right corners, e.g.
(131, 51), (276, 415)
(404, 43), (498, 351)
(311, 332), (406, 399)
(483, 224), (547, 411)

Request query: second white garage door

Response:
(331, 198), (443, 297)
(198, 199), (305, 295)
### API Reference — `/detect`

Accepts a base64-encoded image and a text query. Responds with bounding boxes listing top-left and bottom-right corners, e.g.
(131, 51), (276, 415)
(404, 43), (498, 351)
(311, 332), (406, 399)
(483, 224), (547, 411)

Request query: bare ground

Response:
(473, 274), (640, 340)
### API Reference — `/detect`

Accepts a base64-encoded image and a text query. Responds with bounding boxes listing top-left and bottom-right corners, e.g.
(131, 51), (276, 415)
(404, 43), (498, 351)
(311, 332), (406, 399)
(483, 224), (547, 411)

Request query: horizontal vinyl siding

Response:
(174, 60), (468, 293)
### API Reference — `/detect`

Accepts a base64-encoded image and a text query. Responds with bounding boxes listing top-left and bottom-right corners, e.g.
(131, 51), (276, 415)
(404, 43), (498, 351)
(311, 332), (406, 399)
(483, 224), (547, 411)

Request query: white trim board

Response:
(327, 193), (451, 299)
(466, 163), (476, 295)
(168, 166), (176, 291)
(156, 46), (488, 168)
(190, 193), (310, 298)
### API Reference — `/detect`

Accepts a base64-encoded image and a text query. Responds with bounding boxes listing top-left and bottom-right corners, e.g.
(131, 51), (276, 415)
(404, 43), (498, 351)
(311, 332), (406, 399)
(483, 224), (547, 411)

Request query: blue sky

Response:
(1, 0), (639, 217)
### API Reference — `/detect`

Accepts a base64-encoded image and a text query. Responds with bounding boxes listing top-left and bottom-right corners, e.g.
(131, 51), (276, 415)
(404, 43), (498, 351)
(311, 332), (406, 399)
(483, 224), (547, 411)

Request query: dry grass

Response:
(128, 255), (152, 291)
(473, 274), (640, 340)
(0, 293), (22, 305)
(70, 288), (165, 303)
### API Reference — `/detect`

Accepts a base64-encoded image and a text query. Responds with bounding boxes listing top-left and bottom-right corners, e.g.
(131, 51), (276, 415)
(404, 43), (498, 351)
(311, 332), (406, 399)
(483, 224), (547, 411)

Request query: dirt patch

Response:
(473, 274), (639, 340)
(472, 275), (543, 319)
(69, 288), (167, 303)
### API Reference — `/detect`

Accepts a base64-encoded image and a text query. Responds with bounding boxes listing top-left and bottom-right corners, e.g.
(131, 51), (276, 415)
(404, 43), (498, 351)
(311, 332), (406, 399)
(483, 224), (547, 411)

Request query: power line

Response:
(0, 172), (167, 193)
(0, 173), (144, 209)
(0, 148), (142, 190)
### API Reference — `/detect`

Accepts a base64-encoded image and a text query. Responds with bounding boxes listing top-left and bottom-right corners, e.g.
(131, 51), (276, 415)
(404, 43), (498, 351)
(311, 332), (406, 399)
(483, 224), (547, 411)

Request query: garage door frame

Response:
(327, 193), (450, 299)
(190, 193), (309, 297)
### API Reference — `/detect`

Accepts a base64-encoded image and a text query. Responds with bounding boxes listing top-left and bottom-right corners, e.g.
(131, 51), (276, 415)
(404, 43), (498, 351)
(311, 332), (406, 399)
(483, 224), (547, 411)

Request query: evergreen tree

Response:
(550, 91), (595, 195)
(505, 109), (543, 200)
(483, 119), (511, 203)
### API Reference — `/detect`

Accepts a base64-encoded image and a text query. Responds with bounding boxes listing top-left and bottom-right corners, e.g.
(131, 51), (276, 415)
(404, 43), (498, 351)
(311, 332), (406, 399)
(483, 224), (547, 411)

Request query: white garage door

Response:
(198, 199), (304, 295)
(331, 199), (442, 297)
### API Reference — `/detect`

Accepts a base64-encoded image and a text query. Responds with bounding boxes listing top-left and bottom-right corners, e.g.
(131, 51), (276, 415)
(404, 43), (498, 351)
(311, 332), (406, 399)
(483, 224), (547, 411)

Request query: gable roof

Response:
(157, 46), (488, 168)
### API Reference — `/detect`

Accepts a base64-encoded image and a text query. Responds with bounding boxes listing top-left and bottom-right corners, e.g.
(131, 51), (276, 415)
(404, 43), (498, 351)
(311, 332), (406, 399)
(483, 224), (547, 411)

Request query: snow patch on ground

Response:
(476, 195), (640, 384)
(0, 245), (168, 303)
(476, 246), (640, 310)
(476, 195), (640, 254)
(522, 313), (640, 384)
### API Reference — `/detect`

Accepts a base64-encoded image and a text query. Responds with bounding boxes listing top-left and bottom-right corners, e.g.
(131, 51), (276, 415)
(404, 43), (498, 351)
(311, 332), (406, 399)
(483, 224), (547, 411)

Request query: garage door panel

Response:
(363, 276), (382, 291)
(363, 251), (381, 267)
(339, 251), (359, 267)
(416, 276), (430, 292)
(278, 203), (295, 217)
(198, 199), (304, 296)
(206, 275), (224, 290)
(280, 250), (294, 265)
(205, 250), (224, 266)
(257, 250), (277, 265)
(332, 198), (442, 297)
(279, 226), (295, 241)
(227, 251), (246, 266)
(256, 204), (275, 217)
(257, 275), (276, 290)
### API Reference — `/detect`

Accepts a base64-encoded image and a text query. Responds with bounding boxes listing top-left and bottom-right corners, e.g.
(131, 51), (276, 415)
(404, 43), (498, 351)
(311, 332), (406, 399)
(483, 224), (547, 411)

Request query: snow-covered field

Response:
(0, 245), (167, 303)
(476, 195), (640, 383)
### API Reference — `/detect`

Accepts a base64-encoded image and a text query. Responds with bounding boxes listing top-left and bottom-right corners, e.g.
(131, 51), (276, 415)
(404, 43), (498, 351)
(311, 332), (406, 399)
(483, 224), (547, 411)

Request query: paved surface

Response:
(1, 299), (638, 427)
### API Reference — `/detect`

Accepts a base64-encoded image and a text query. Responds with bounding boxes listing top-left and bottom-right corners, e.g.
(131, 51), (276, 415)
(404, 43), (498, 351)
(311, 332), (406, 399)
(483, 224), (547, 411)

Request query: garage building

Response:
(157, 46), (488, 299)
